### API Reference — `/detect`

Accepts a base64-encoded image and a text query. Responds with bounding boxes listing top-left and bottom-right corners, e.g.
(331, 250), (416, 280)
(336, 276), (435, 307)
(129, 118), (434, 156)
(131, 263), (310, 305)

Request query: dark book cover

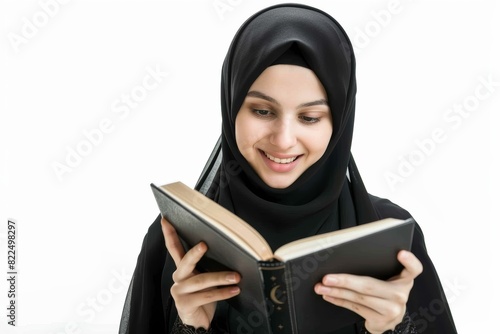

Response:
(151, 182), (414, 334)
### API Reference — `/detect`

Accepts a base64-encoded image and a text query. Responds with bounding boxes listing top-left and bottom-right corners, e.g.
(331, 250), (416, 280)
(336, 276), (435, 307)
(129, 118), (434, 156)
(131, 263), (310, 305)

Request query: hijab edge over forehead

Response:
(223, 3), (356, 116)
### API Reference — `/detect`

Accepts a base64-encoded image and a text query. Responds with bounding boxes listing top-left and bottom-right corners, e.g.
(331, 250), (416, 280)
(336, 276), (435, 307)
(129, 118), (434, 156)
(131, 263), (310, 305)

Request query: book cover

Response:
(151, 181), (415, 333)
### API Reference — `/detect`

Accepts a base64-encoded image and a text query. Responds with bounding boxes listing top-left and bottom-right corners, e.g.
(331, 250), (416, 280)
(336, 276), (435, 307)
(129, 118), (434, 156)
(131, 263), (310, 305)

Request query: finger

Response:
(315, 283), (379, 312)
(320, 274), (389, 299)
(322, 294), (404, 331)
(175, 285), (241, 311)
(315, 283), (403, 318)
(173, 271), (241, 295)
(161, 217), (185, 266)
(172, 241), (208, 282)
(397, 250), (423, 280)
(321, 293), (381, 320)
(319, 273), (413, 307)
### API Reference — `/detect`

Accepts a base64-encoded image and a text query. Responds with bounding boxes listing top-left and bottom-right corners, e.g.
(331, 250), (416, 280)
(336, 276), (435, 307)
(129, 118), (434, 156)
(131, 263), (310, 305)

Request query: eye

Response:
(299, 115), (320, 124)
(253, 109), (273, 117)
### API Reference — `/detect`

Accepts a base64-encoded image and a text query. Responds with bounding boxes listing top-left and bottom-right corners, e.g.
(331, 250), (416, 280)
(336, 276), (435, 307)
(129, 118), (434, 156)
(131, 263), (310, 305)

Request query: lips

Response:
(263, 151), (300, 164)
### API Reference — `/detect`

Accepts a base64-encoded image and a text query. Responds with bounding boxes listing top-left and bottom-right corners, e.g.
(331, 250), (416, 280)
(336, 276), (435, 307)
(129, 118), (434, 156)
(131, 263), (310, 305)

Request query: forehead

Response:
(248, 65), (327, 101)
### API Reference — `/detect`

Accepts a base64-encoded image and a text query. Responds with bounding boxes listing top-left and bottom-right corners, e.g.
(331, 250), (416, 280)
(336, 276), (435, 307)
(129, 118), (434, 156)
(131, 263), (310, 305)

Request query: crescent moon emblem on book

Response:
(270, 285), (285, 305)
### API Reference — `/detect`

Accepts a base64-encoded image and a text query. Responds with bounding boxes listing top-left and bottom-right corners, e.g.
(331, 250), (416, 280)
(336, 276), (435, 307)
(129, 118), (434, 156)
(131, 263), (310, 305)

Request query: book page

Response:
(274, 218), (407, 261)
(159, 182), (275, 261)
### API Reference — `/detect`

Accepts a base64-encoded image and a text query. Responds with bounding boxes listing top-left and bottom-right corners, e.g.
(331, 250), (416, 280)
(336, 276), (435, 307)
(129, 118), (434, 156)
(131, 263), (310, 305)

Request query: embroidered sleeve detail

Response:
(172, 316), (214, 334)
(360, 312), (417, 334)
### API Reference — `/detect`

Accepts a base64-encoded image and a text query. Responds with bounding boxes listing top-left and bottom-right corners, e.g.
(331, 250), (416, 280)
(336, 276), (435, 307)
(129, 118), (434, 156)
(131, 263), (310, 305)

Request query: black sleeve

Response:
(359, 311), (418, 333)
(369, 195), (458, 333)
(119, 214), (173, 333)
(119, 214), (230, 334)
(172, 316), (215, 333)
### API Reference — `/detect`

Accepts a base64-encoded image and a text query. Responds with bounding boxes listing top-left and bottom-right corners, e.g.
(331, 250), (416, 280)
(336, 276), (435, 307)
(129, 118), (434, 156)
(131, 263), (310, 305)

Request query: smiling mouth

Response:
(263, 151), (300, 164)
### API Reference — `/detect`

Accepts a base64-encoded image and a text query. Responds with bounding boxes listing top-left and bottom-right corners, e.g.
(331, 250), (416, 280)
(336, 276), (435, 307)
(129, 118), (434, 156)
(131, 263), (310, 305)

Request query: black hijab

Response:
(120, 4), (457, 334)
(207, 3), (378, 252)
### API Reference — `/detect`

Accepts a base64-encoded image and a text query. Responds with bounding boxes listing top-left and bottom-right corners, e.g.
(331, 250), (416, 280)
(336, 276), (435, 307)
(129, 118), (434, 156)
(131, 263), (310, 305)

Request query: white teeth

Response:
(264, 152), (298, 164)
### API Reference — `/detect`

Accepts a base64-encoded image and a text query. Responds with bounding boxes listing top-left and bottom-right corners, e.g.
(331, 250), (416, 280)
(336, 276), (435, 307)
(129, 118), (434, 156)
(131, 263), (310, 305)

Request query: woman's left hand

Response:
(314, 250), (423, 334)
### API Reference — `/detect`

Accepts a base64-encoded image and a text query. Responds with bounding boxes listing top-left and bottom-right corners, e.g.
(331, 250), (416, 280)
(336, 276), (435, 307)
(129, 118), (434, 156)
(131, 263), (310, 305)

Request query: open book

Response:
(151, 181), (415, 334)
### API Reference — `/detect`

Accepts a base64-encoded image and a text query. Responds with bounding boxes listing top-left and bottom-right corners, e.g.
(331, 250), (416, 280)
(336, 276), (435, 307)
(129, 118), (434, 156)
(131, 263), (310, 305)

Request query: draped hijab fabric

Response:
(210, 3), (377, 252)
(119, 3), (457, 333)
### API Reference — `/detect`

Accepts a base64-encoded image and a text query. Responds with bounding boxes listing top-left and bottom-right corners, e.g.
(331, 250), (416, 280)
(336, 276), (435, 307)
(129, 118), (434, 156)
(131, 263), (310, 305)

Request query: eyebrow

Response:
(246, 90), (328, 109)
(247, 91), (280, 105)
(298, 99), (329, 108)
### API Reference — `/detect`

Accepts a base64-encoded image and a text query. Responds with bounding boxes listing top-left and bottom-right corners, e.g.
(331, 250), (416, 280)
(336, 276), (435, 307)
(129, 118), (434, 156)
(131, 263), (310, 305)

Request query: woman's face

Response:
(235, 65), (333, 189)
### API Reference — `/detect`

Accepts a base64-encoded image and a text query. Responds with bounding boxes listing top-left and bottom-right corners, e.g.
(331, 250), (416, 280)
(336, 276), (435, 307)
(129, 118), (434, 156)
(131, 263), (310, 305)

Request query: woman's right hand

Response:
(161, 217), (241, 330)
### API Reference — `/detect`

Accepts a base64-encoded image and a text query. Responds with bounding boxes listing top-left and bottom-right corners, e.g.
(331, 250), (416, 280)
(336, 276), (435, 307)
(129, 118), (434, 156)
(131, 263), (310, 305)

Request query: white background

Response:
(1, 0), (498, 333)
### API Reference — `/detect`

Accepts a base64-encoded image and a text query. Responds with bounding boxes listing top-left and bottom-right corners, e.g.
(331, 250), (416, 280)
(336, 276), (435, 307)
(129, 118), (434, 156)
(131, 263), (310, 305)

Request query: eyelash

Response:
(252, 109), (321, 124)
(300, 115), (320, 124)
(254, 109), (272, 117)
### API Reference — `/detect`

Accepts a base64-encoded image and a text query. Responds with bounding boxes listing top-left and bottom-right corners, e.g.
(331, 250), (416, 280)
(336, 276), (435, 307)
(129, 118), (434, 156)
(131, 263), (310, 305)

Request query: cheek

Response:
(307, 124), (332, 158)
(235, 113), (268, 152)
(235, 114), (257, 152)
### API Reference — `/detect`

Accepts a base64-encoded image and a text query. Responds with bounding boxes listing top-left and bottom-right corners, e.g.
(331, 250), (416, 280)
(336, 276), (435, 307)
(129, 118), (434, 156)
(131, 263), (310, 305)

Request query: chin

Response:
(261, 175), (298, 189)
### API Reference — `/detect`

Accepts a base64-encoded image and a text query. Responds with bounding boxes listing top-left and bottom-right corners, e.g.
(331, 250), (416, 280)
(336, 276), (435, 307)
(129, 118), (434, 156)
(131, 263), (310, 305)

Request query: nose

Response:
(269, 118), (297, 149)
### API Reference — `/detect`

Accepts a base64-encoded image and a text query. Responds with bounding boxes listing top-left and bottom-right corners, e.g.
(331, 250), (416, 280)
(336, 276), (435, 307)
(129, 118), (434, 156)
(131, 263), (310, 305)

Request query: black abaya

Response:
(119, 4), (457, 333)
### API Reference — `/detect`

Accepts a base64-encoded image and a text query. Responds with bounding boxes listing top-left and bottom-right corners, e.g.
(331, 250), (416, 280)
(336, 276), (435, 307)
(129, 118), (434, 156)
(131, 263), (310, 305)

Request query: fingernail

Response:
(315, 285), (329, 294)
(226, 273), (237, 282)
(197, 242), (206, 252)
(230, 286), (240, 294)
(325, 275), (338, 285)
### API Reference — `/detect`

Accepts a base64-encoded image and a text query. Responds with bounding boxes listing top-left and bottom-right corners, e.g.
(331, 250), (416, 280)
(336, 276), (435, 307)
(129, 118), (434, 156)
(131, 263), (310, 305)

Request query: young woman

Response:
(119, 4), (457, 333)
